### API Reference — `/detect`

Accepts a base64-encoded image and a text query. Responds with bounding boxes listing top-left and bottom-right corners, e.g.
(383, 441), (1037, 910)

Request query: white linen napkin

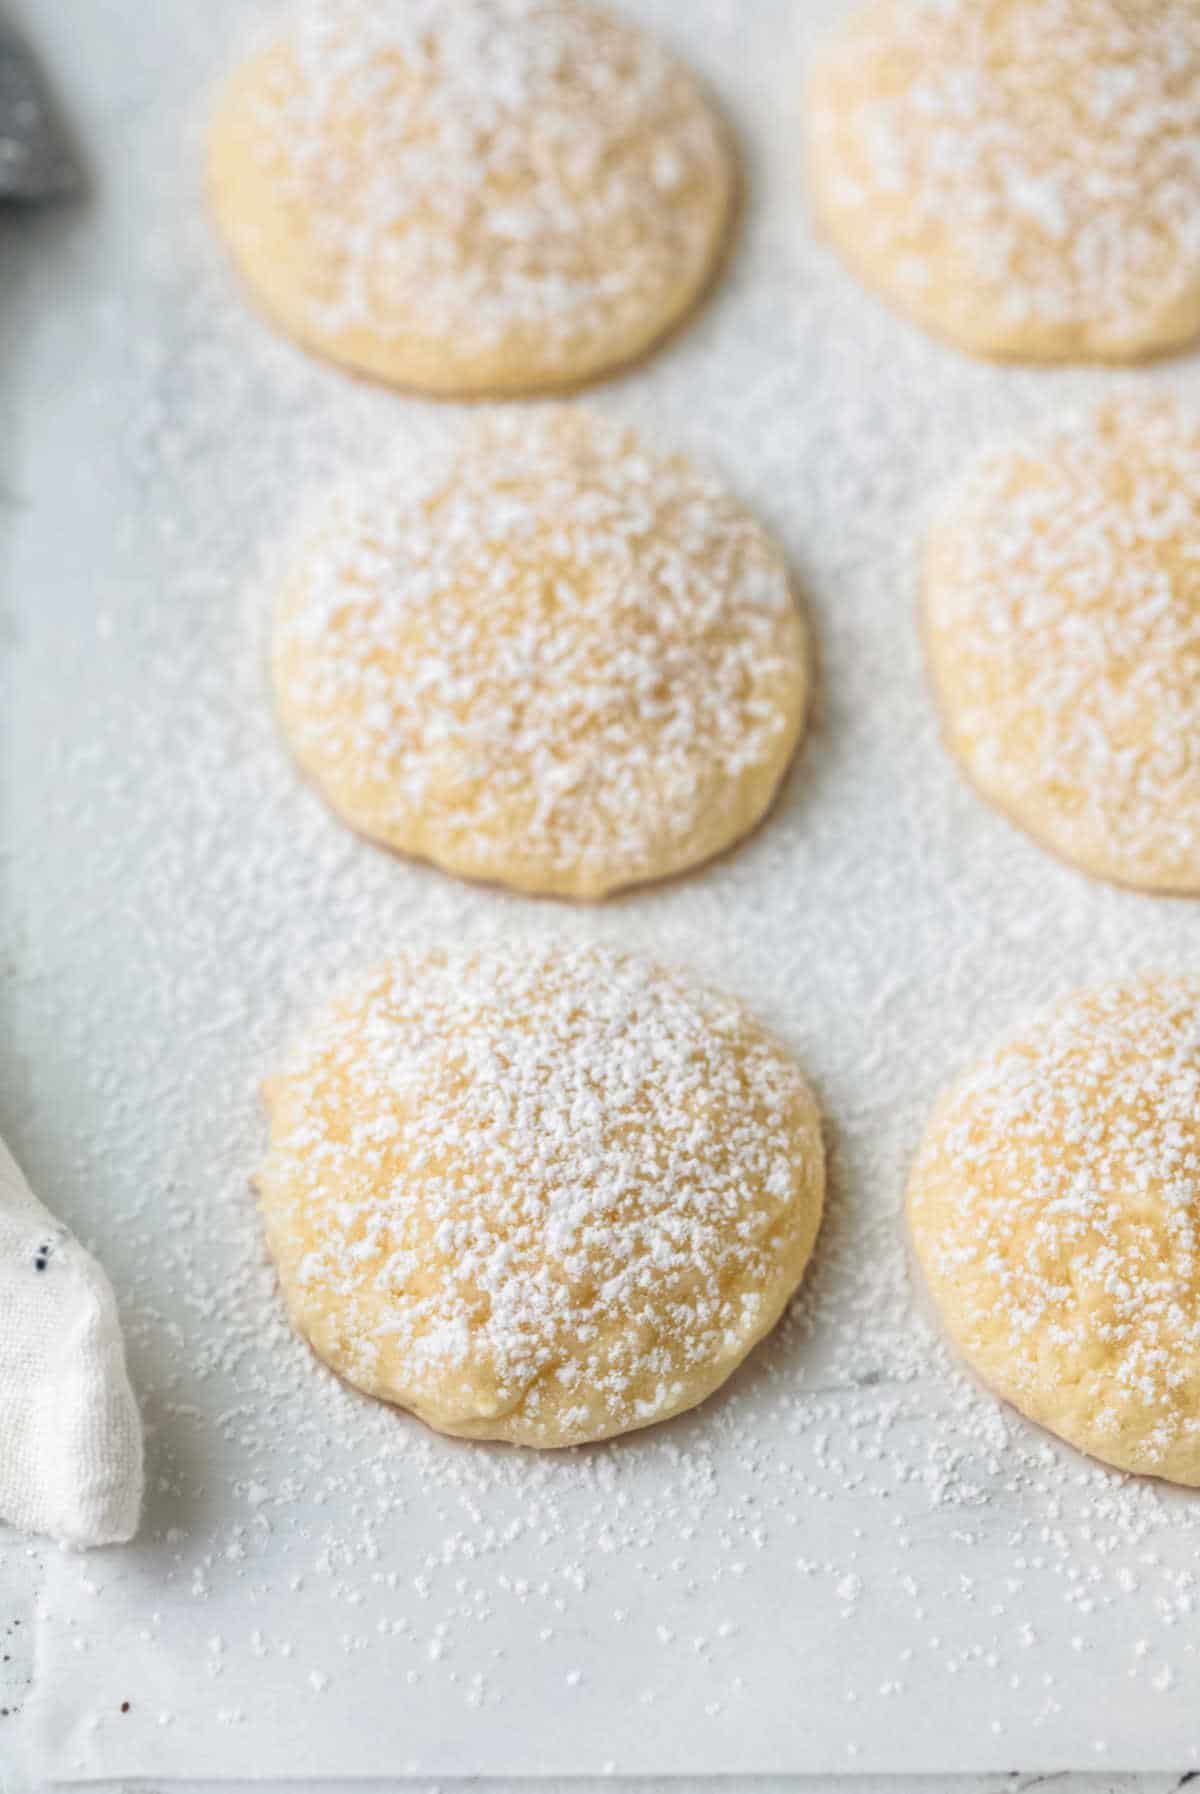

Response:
(0, 1134), (142, 1546)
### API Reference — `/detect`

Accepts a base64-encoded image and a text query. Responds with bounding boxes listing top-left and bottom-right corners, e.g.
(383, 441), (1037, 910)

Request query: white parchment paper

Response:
(7, 0), (1200, 1779)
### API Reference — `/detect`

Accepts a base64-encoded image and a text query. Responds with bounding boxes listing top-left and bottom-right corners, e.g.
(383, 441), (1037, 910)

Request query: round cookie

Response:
(805, 0), (1200, 364)
(922, 400), (1200, 893)
(908, 978), (1200, 1484)
(271, 407), (809, 898)
(208, 0), (734, 396)
(256, 944), (825, 1447)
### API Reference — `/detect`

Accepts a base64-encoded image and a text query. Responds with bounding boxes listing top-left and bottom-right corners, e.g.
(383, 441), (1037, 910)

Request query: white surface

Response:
(6, 0), (1200, 1784)
(0, 1537), (38, 1781)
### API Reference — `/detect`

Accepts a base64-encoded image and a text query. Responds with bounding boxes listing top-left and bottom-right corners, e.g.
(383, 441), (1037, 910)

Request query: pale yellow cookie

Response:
(909, 978), (1200, 1485)
(208, 0), (734, 396)
(923, 400), (1200, 893)
(806, 0), (1200, 364)
(256, 944), (825, 1447)
(271, 407), (809, 898)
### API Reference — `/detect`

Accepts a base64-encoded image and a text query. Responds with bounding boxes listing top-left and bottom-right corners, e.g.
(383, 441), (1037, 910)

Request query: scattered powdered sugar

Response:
(226, 0), (729, 361)
(809, 0), (1200, 348)
(910, 978), (1200, 1481)
(273, 407), (802, 895)
(924, 398), (1200, 888)
(258, 943), (820, 1443)
(10, 0), (1200, 1779)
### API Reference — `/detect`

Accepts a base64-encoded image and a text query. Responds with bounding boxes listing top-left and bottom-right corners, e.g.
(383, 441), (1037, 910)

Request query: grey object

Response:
(0, 24), (77, 199)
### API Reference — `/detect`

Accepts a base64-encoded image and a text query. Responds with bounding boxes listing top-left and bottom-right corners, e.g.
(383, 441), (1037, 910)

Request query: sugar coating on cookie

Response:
(271, 407), (808, 898)
(208, 0), (733, 395)
(256, 945), (825, 1447)
(806, 0), (1200, 363)
(909, 979), (1200, 1484)
(923, 400), (1200, 892)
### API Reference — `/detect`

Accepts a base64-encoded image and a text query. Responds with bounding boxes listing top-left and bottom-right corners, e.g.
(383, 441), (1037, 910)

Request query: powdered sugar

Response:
(910, 978), (1200, 1481)
(212, 0), (731, 382)
(923, 398), (1200, 889)
(11, 0), (1200, 1779)
(272, 408), (803, 895)
(258, 943), (820, 1443)
(808, 0), (1200, 356)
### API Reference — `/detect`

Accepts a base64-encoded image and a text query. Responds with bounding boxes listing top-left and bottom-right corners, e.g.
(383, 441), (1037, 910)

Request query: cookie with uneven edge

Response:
(806, 0), (1200, 364)
(208, 0), (734, 396)
(909, 979), (1200, 1485)
(256, 945), (825, 1447)
(271, 407), (809, 898)
(923, 400), (1200, 893)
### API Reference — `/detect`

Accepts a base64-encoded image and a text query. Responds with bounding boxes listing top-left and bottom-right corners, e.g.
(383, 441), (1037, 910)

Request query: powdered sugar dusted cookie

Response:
(256, 944), (825, 1447)
(908, 979), (1200, 1484)
(923, 399), (1200, 892)
(806, 0), (1200, 364)
(208, 0), (734, 395)
(271, 406), (809, 897)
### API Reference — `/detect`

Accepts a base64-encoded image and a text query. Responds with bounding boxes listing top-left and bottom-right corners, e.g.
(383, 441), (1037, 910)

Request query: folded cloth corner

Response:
(0, 1135), (142, 1547)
